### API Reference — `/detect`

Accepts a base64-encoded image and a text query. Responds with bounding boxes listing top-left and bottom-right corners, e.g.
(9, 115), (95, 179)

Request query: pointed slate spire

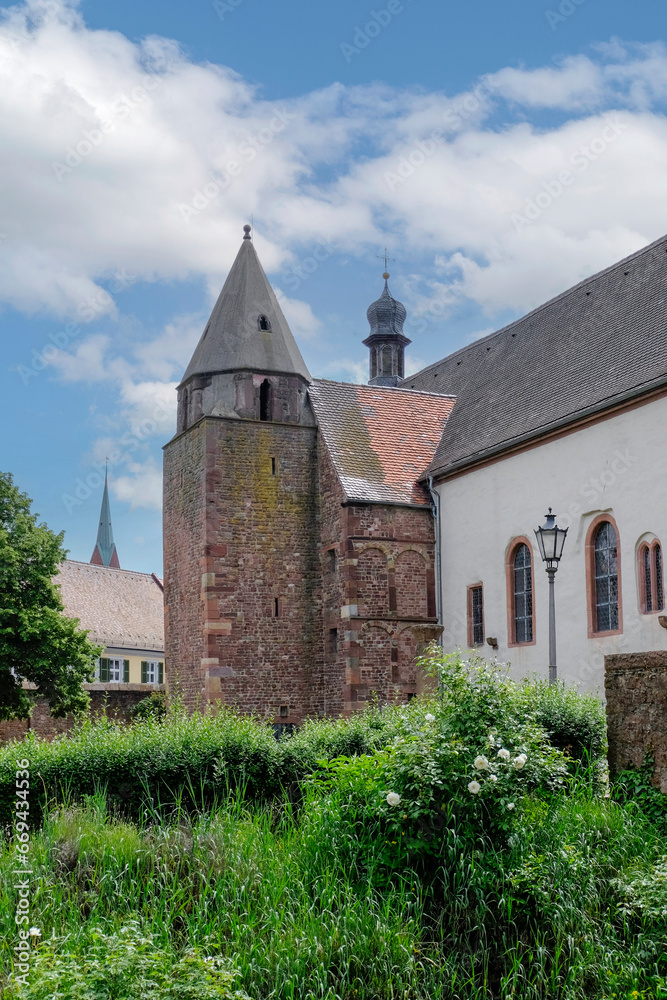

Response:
(181, 225), (311, 385)
(90, 467), (120, 569)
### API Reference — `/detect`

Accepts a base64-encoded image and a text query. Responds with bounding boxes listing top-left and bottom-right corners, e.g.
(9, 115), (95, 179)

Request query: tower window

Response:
(271, 457), (276, 476)
(329, 628), (338, 655)
(259, 379), (271, 421)
(258, 315), (271, 331)
(273, 597), (280, 618)
(327, 548), (337, 573)
(381, 345), (393, 376)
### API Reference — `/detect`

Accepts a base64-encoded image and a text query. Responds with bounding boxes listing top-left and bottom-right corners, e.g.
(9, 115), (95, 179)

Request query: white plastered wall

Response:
(435, 394), (667, 696)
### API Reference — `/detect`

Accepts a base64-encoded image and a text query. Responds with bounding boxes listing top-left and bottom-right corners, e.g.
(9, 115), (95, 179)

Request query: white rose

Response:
(507, 802), (515, 811)
(467, 780), (481, 795)
(512, 756), (526, 770)
(386, 792), (401, 807)
(488, 774), (498, 783)
(425, 713), (435, 723)
(474, 755), (490, 770)
(497, 748), (510, 761)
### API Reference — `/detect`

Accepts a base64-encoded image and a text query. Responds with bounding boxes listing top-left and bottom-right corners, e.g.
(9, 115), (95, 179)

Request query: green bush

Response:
(129, 691), (168, 721)
(4, 923), (252, 999)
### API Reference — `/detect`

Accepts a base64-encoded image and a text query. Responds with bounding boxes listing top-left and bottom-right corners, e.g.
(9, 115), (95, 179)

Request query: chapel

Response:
(163, 226), (667, 725)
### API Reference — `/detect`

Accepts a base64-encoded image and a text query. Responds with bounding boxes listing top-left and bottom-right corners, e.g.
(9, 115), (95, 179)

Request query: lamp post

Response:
(534, 508), (568, 686)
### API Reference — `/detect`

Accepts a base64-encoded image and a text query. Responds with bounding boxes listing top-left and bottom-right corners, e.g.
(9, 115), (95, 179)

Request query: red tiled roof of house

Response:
(54, 560), (164, 652)
(309, 380), (455, 506)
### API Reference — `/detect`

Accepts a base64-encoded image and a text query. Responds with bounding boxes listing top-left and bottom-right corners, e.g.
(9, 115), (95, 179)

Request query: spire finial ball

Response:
(383, 271), (390, 280)
(243, 224), (252, 239)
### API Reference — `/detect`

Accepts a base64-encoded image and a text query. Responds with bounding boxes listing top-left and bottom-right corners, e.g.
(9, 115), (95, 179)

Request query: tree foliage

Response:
(0, 471), (101, 719)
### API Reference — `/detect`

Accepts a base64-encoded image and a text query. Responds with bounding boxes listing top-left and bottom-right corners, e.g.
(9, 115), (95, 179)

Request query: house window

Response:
(512, 543), (534, 643)
(98, 657), (129, 682)
(467, 584), (484, 646)
(639, 541), (665, 614)
(594, 521), (619, 632)
(141, 660), (164, 684)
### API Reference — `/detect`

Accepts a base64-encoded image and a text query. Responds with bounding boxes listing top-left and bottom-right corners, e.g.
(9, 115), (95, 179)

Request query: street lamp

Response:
(534, 508), (568, 686)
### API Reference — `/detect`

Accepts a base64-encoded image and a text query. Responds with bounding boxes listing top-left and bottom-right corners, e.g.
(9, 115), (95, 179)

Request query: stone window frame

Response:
(586, 513), (623, 638)
(505, 536), (536, 648)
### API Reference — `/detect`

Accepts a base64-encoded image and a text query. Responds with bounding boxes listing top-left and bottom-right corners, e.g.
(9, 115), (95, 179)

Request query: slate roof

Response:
(55, 560), (164, 651)
(181, 232), (311, 385)
(404, 233), (667, 478)
(309, 380), (455, 506)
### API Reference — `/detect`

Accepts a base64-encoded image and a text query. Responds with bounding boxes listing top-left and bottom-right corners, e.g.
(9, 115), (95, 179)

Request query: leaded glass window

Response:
(470, 586), (484, 645)
(643, 546), (653, 613)
(655, 544), (664, 611)
(513, 543), (533, 643)
(594, 521), (619, 632)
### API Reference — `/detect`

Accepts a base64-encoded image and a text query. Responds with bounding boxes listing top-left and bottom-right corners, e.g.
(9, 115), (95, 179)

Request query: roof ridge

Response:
(407, 231), (667, 380)
(64, 559), (159, 579)
(311, 377), (455, 400)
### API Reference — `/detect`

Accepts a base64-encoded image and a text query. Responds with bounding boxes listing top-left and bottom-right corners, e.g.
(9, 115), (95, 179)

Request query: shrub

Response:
(4, 923), (252, 999)
(130, 691), (168, 721)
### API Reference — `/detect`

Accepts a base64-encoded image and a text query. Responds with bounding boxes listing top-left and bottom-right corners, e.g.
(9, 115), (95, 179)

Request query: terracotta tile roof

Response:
(405, 232), (667, 477)
(55, 560), (164, 652)
(309, 380), (455, 506)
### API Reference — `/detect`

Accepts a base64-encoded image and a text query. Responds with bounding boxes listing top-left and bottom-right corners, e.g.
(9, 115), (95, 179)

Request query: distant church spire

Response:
(363, 265), (411, 387)
(90, 465), (120, 569)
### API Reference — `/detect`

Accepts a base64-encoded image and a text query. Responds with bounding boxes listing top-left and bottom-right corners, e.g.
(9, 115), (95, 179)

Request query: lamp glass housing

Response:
(534, 508), (568, 566)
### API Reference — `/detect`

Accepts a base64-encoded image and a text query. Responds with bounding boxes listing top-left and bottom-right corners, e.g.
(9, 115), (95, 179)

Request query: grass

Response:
(1, 779), (667, 1000)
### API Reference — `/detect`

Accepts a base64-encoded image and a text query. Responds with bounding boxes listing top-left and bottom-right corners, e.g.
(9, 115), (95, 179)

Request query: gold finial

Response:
(382, 271), (390, 280)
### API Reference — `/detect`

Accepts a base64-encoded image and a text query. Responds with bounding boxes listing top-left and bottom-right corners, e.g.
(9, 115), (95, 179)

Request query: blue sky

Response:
(2, 0), (667, 574)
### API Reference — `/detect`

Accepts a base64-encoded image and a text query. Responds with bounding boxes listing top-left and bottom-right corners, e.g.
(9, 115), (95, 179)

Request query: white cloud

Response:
(112, 457), (162, 510)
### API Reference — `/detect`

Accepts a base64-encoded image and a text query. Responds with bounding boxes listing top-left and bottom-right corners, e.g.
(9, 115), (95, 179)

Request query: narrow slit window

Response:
(274, 597), (280, 618)
(656, 544), (664, 611)
(259, 379), (271, 421)
(327, 549), (337, 573)
(271, 457), (276, 476)
(467, 585), (484, 646)
(329, 628), (338, 655)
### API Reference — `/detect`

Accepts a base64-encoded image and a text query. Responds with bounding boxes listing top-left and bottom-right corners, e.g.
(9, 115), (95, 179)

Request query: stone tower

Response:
(363, 271), (411, 386)
(163, 226), (320, 724)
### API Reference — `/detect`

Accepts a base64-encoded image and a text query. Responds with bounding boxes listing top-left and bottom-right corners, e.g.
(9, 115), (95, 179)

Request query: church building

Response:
(163, 226), (667, 724)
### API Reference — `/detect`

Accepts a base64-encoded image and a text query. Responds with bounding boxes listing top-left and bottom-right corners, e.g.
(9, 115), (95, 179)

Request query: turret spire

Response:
(90, 465), (120, 569)
(363, 265), (411, 387)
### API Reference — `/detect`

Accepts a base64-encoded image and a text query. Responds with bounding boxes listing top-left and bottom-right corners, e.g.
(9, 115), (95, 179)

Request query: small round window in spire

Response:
(258, 315), (271, 332)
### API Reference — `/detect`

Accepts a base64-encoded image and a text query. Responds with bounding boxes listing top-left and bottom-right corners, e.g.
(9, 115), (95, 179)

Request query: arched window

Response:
(259, 379), (271, 421)
(593, 521), (619, 632)
(513, 543), (533, 643)
(258, 315), (271, 331)
(381, 345), (393, 376)
(639, 540), (665, 613)
(370, 347), (378, 379)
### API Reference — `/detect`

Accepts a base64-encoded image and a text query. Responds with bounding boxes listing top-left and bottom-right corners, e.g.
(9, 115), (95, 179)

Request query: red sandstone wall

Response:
(163, 423), (207, 712)
(0, 690), (155, 743)
(195, 417), (320, 725)
(605, 650), (667, 792)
